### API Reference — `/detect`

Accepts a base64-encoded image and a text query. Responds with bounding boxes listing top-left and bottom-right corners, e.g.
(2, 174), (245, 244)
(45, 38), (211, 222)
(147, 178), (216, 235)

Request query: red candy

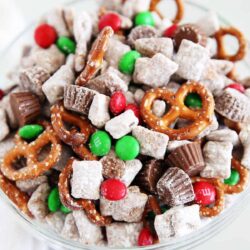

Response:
(101, 179), (127, 201)
(225, 83), (245, 93)
(109, 91), (126, 115)
(163, 24), (178, 38)
(138, 228), (154, 246)
(34, 24), (57, 48)
(99, 13), (122, 32)
(193, 181), (216, 206)
(125, 103), (141, 122)
(0, 89), (4, 101)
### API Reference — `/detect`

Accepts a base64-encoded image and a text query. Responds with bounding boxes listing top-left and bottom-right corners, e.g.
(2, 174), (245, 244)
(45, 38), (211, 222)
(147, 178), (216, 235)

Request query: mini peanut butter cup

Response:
(10, 92), (41, 126)
(166, 141), (205, 177)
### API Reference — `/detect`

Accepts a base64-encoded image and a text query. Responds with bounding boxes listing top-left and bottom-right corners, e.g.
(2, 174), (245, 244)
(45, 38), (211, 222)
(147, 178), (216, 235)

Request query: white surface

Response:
(1, 0), (250, 249)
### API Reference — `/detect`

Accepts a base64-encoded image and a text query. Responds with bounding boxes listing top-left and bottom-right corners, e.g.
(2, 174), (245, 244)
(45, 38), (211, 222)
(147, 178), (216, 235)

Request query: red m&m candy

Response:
(163, 24), (178, 38)
(125, 103), (141, 122)
(109, 91), (126, 115)
(99, 13), (122, 32)
(138, 228), (154, 246)
(0, 89), (4, 101)
(101, 179), (127, 201)
(225, 83), (245, 93)
(34, 24), (57, 48)
(193, 181), (216, 206)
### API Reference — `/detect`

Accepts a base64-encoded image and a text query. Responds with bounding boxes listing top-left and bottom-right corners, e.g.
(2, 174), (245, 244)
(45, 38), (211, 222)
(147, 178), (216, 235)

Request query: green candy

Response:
(224, 169), (240, 186)
(48, 187), (61, 212)
(184, 93), (202, 109)
(56, 36), (76, 55)
(89, 130), (111, 156)
(119, 50), (141, 75)
(60, 204), (71, 214)
(115, 135), (140, 161)
(18, 124), (44, 140)
(135, 11), (155, 27)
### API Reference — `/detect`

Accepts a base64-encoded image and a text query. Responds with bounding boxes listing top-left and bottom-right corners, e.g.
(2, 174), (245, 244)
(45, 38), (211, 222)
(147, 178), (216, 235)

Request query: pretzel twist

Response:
(140, 82), (214, 140)
(58, 158), (112, 226)
(214, 27), (247, 62)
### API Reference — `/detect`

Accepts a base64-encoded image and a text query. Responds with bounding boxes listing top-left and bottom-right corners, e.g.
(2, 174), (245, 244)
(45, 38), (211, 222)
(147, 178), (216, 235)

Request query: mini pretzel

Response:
(149, 0), (184, 24)
(0, 125), (62, 181)
(223, 118), (242, 134)
(0, 172), (32, 217)
(147, 195), (162, 216)
(192, 177), (225, 217)
(76, 26), (114, 86)
(140, 81), (215, 140)
(51, 103), (96, 160)
(214, 27), (247, 62)
(58, 158), (112, 226)
(221, 159), (249, 194)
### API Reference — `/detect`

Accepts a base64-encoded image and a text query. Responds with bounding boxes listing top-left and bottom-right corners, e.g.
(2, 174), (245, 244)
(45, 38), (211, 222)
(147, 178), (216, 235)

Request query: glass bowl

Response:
(1, 0), (250, 249)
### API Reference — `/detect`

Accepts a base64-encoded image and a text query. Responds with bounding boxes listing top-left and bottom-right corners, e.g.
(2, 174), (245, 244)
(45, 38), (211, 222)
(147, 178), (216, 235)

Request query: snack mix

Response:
(1, 0), (250, 248)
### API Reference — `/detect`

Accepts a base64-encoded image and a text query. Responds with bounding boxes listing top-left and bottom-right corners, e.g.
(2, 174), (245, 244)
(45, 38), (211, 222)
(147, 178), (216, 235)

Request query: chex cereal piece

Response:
(134, 89), (145, 104)
(27, 183), (50, 221)
(64, 85), (97, 115)
(132, 126), (169, 159)
(206, 129), (240, 146)
(100, 186), (148, 222)
(133, 53), (178, 87)
(46, 212), (66, 233)
(16, 176), (48, 193)
(154, 205), (201, 242)
(135, 38), (174, 58)
(0, 133), (15, 158)
(101, 0), (123, 12)
(86, 70), (128, 96)
(197, 115), (219, 139)
(215, 88), (250, 123)
(152, 100), (166, 117)
(128, 26), (159, 48)
(105, 66), (131, 85)
(122, 0), (151, 18)
(239, 126), (250, 169)
(201, 141), (233, 179)
(73, 210), (104, 245)
(71, 160), (103, 200)
(19, 66), (50, 101)
(0, 108), (10, 141)
(61, 213), (79, 241)
(174, 39), (209, 81)
(157, 167), (195, 206)
(211, 59), (234, 75)
(74, 40), (87, 72)
(106, 222), (143, 248)
(124, 91), (136, 104)
(53, 145), (74, 172)
(105, 38), (131, 69)
(105, 110), (139, 139)
(167, 140), (191, 152)
(88, 93), (110, 128)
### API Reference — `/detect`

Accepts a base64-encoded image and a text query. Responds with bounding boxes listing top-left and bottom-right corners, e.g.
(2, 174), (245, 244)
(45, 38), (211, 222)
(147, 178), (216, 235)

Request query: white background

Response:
(1, 0), (250, 249)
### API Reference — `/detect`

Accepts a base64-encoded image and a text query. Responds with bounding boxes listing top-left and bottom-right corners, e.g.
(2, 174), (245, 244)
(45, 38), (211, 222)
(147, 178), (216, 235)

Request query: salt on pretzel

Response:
(149, 0), (184, 24)
(51, 103), (96, 160)
(214, 27), (247, 62)
(0, 172), (32, 217)
(191, 177), (225, 217)
(76, 26), (114, 86)
(0, 125), (62, 181)
(58, 158), (112, 226)
(221, 159), (249, 194)
(140, 81), (214, 140)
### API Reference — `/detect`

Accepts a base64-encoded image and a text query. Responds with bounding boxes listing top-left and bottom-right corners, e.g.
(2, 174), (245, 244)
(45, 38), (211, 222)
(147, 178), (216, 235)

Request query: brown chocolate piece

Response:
(10, 92), (41, 126)
(136, 160), (165, 194)
(156, 167), (195, 206)
(173, 24), (207, 50)
(166, 142), (205, 177)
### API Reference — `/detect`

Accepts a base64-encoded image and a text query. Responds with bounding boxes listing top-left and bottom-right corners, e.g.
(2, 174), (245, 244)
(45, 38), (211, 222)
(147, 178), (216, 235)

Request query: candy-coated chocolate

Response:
(125, 103), (141, 122)
(185, 93), (202, 109)
(119, 50), (141, 75)
(115, 135), (140, 160)
(48, 187), (61, 212)
(60, 204), (71, 214)
(193, 181), (216, 206)
(0, 89), (4, 100)
(109, 91), (127, 115)
(56, 36), (76, 55)
(163, 24), (178, 38)
(34, 24), (57, 48)
(224, 169), (240, 186)
(18, 124), (44, 140)
(99, 13), (122, 32)
(89, 130), (111, 156)
(135, 11), (155, 27)
(138, 228), (154, 246)
(101, 179), (127, 201)
(226, 83), (245, 93)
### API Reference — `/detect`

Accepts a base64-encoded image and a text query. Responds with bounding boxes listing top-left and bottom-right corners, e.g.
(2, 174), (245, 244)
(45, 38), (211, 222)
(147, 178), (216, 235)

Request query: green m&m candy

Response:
(60, 204), (71, 214)
(224, 169), (240, 186)
(135, 11), (155, 27)
(119, 50), (141, 75)
(48, 187), (61, 212)
(115, 135), (140, 161)
(18, 124), (44, 140)
(89, 131), (111, 156)
(184, 93), (202, 109)
(56, 36), (76, 55)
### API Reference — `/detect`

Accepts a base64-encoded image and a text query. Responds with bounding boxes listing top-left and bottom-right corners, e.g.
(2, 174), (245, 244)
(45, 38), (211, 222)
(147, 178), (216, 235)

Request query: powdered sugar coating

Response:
(61, 213), (79, 241)
(0, 108), (10, 141)
(239, 126), (250, 169)
(46, 212), (66, 233)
